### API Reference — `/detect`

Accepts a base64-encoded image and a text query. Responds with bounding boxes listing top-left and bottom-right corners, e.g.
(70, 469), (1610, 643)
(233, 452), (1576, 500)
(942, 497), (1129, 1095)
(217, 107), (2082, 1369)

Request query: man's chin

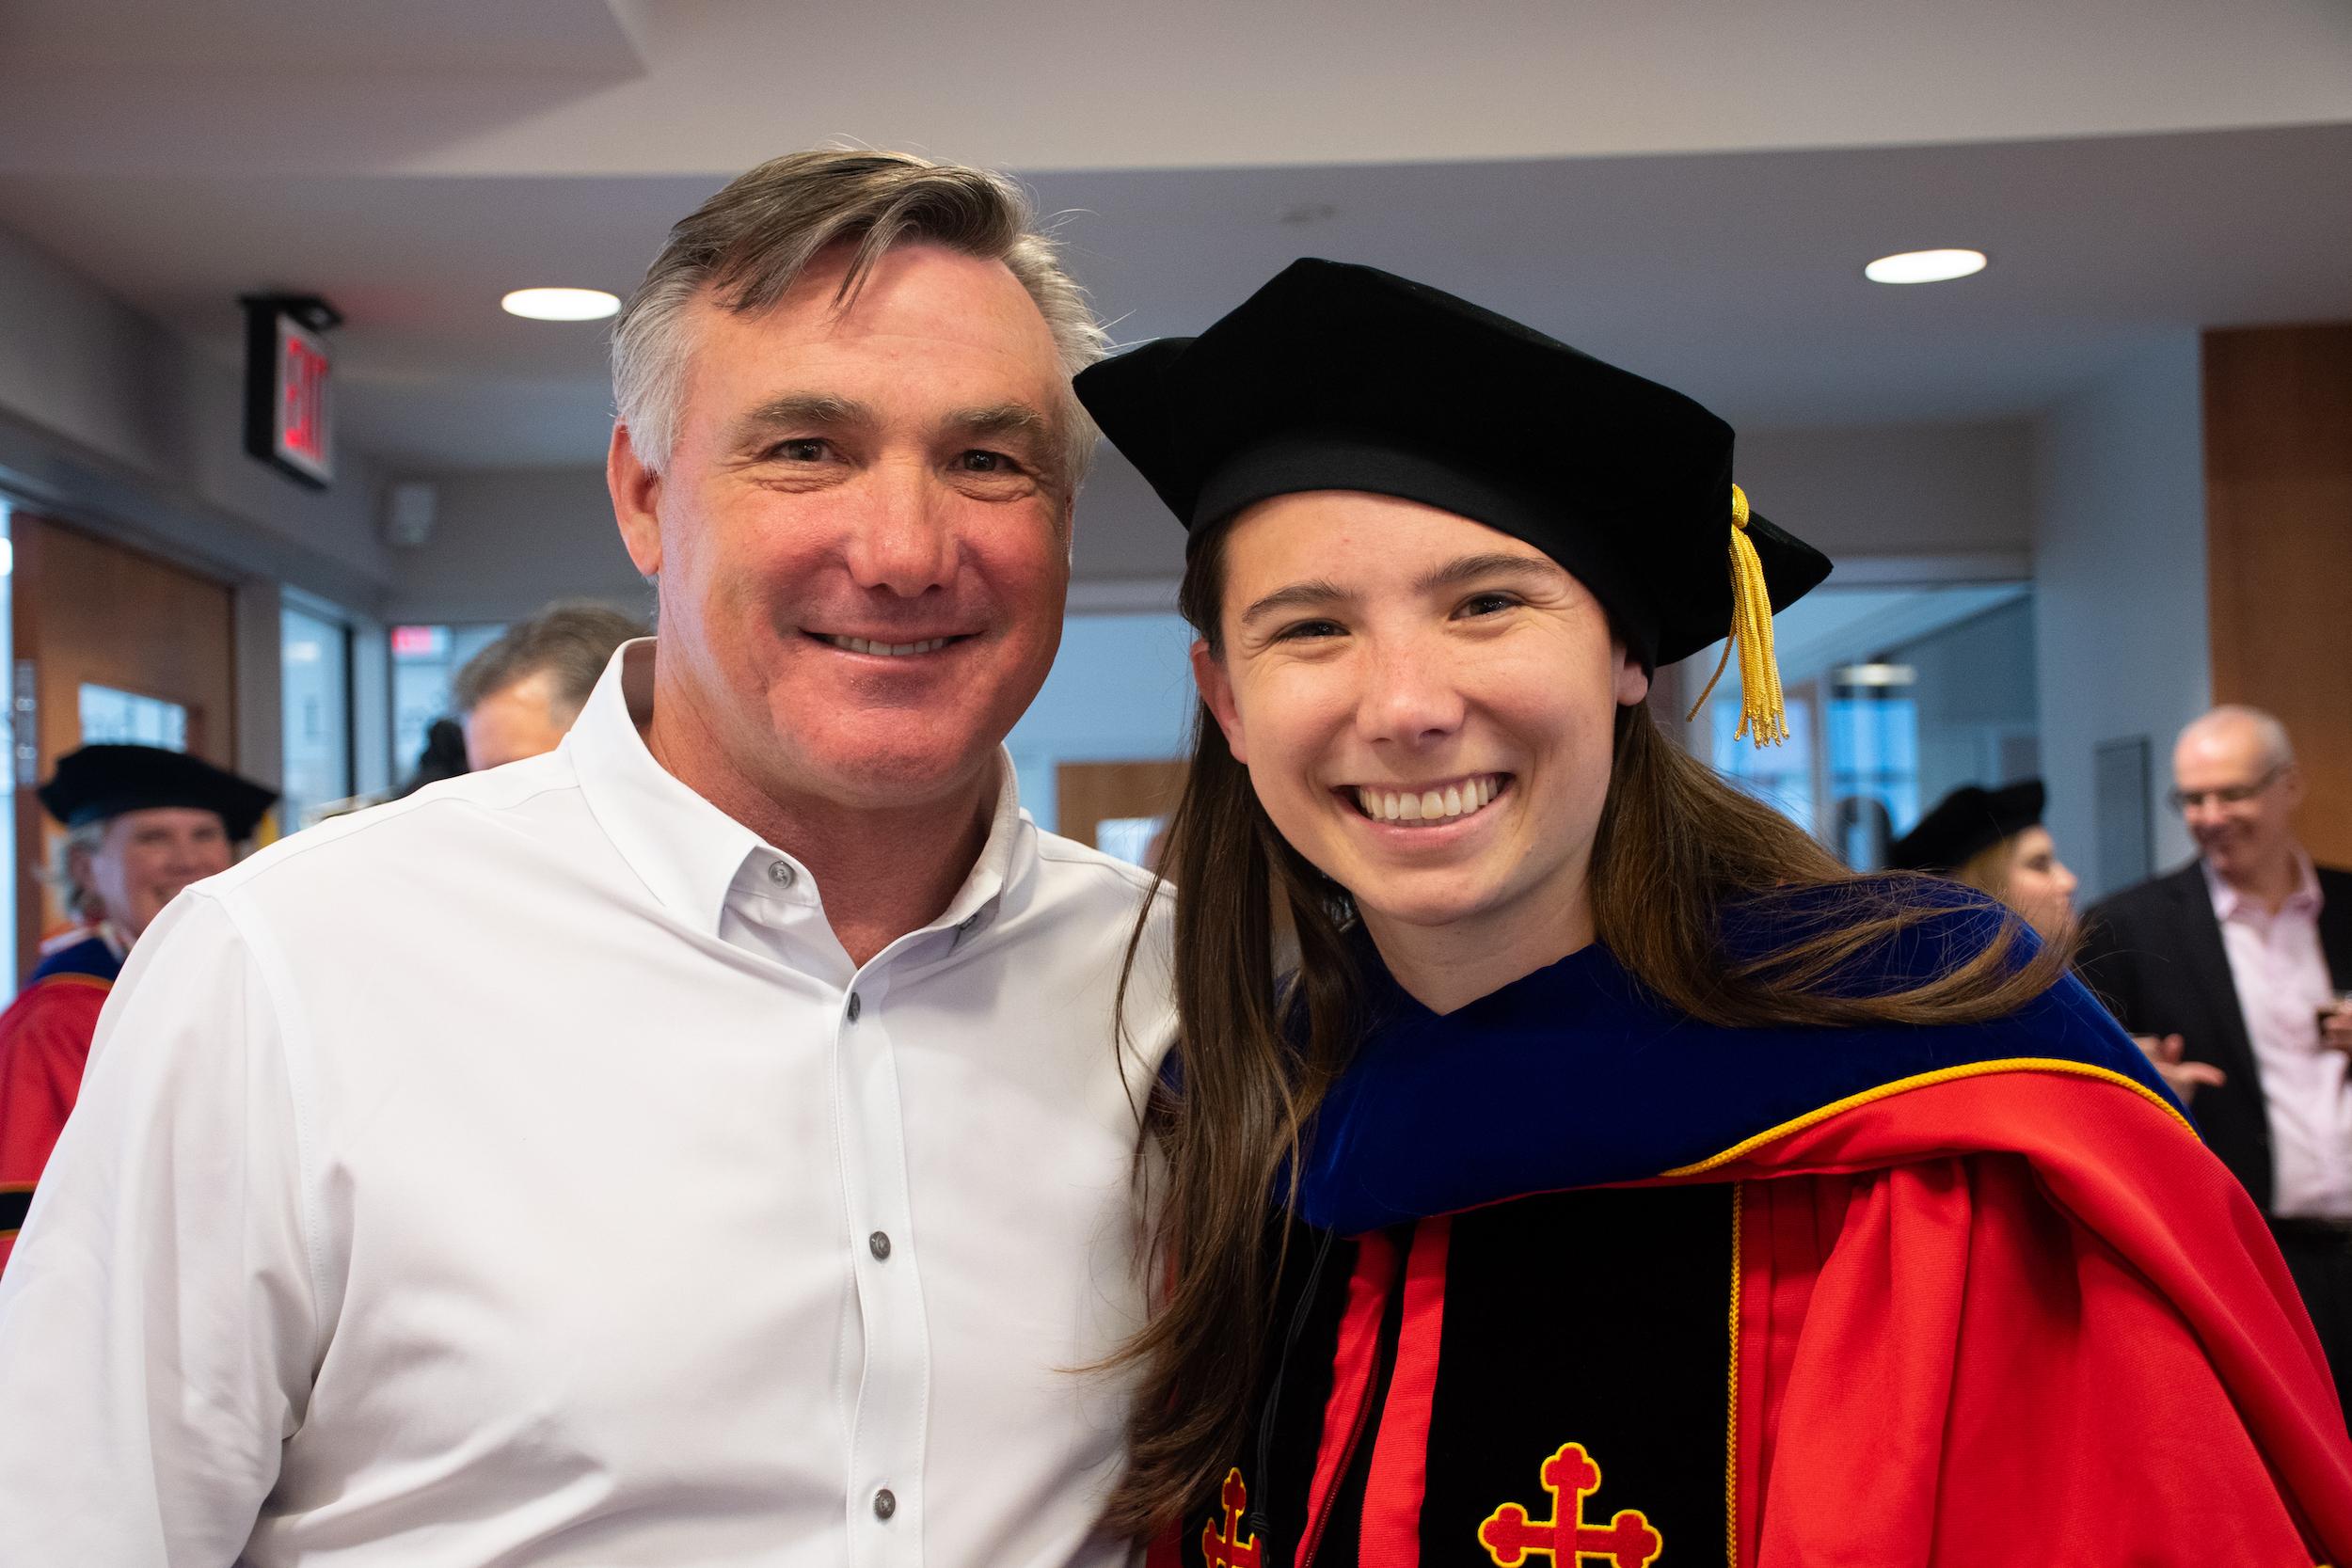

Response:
(788, 741), (1003, 812)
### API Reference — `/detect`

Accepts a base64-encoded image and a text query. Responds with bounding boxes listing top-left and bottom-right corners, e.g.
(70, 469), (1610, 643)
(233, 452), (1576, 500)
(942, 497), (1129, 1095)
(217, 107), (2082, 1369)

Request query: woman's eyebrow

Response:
(1414, 552), (1561, 594)
(1239, 578), (1351, 627)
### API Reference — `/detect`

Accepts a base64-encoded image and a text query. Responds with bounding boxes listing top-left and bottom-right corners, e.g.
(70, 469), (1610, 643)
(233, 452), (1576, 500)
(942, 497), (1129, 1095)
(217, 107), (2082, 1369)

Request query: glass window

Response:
(390, 623), (506, 780)
(1680, 582), (2037, 868)
(281, 604), (352, 827)
(77, 683), (189, 750)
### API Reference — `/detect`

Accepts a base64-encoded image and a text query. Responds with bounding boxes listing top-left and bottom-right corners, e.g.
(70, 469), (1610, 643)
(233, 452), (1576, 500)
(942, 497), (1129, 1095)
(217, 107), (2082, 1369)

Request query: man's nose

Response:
(842, 463), (956, 597)
(1356, 634), (1466, 747)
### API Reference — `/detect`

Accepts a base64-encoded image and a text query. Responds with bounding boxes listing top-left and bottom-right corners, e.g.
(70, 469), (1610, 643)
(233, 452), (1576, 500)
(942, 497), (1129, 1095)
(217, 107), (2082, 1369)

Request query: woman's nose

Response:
(1356, 637), (1466, 746)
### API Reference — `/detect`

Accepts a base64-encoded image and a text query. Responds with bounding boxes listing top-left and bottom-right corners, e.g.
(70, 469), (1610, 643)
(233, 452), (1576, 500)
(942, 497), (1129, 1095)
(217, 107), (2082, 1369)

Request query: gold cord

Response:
(1682, 483), (1788, 746)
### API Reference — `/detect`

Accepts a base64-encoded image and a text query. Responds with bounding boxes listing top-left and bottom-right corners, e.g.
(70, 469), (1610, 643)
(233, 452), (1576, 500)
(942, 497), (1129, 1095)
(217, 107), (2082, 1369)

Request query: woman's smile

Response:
(1343, 772), (1511, 826)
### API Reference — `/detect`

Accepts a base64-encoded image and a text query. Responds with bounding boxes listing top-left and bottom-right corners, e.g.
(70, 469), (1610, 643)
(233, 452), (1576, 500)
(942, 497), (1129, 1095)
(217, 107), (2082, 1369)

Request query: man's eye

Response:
(1457, 592), (1518, 618)
(958, 450), (1024, 474)
(770, 438), (831, 462)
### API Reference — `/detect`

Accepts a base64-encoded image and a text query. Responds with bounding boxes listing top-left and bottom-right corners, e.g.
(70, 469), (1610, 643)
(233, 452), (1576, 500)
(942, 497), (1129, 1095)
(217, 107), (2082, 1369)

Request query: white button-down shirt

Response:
(0, 641), (1175, 1567)
(2208, 856), (2350, 1219)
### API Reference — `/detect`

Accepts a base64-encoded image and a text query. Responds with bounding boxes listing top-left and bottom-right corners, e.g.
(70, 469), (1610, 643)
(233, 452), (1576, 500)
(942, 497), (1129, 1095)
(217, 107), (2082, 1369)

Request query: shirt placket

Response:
(834, 958), (930, 1568)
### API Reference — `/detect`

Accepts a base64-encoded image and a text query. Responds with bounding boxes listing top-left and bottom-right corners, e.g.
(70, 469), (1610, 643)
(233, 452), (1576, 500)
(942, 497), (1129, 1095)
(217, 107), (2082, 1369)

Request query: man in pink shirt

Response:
(2082, 705), (2352, 1413)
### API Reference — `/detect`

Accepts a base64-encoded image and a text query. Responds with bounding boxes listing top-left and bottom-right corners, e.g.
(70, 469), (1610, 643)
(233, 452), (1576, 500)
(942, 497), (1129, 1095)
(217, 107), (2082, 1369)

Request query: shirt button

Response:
(847, 991), (863, 1022)
(869, 1230), (892, 1260)
(766, 861), (796, 887)
(873, 1487), (898, 1520)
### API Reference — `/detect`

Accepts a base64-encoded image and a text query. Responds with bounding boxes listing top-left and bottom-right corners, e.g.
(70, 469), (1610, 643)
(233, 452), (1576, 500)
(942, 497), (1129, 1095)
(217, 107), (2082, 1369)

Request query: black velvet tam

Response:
(1885, 779), (2047, 874)
(1073, 258), (1833, 668)
(38, 743), (278, 840)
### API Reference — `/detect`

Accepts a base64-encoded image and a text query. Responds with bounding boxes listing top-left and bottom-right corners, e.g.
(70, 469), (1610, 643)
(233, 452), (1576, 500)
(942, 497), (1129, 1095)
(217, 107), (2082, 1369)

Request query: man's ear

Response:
(1613, 641), (1651, 707)
(1190, 640), (1248, 765)
(609, 422), (664, 578)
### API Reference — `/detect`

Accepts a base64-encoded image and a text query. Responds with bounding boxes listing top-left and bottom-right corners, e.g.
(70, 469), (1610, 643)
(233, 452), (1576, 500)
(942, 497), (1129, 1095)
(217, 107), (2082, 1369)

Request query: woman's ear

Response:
(1613, 641), (1651, 707)
(1190, 640), (1249, 764)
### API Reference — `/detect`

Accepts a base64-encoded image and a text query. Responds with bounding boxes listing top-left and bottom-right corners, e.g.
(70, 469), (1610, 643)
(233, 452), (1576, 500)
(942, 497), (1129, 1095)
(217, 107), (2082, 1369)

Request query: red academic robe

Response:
(0, 946), (115, 1274)
(1711, 1068), (2351, 1566)
(1157, 915), (2352, 1568)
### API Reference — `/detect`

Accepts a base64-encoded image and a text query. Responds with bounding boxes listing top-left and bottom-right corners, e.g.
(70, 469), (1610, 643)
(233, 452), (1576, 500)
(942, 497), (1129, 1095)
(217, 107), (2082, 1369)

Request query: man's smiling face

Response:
(616, 240), (1073, 816)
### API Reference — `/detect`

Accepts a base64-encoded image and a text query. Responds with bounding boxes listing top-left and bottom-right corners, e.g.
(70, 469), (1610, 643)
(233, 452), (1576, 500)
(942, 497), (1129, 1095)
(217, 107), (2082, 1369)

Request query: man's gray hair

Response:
(453, 601), (648, 722)
(43, 820), (109, 925)
(612, 149), (1107, 490)
(2182, 704), (2297, 770)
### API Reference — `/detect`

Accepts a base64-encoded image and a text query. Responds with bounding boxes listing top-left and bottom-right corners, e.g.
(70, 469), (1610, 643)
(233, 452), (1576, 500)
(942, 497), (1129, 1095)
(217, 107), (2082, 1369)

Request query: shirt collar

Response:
(565, 638), (1029, 941)
(2203, 849), (2322, 924)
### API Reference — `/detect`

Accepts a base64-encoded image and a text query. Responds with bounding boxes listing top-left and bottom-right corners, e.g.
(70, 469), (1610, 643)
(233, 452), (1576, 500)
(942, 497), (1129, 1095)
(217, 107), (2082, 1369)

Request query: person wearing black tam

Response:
(1082, 260), (2352, 1564)
(1886, 779), (2080, 940)
(0, 744), (275, 1274)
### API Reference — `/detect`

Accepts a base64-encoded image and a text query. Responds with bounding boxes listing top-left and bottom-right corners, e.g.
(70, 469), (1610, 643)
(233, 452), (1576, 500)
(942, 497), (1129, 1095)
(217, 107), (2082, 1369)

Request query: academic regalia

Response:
(1157, 896), (2352, 1568)
(1079, 260), (2352, 1566)
(1885, 778), (2048, 874)
(0, 928), (123, 1271)
(0, 744), (273, 1273)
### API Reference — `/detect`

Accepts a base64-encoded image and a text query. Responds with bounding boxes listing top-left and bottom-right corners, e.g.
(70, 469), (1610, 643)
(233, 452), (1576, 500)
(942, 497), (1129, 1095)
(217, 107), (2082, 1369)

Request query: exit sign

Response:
(242, 294), (342, 489)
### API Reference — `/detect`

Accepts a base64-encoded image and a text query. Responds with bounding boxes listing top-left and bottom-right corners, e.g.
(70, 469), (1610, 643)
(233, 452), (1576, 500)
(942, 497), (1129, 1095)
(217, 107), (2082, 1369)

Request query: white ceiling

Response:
(1, 0), (2349, 473)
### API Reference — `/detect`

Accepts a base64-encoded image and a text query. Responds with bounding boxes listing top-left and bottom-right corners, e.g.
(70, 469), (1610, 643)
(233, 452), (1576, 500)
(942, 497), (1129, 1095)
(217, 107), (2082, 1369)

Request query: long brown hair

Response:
(1103, 519), (2071, 1535)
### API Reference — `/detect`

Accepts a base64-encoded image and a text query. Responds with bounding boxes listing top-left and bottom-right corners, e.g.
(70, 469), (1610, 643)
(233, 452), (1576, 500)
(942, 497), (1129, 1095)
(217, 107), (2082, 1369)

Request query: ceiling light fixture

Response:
(1864, 249), (1988, 285)
(501, 287), (621, 322)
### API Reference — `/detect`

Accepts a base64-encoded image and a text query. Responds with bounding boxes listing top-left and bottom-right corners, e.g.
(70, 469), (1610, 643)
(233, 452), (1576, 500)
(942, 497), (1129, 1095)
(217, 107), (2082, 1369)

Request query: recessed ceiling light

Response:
(501, 287), (620, 321)
(1864, 249), (1988, 285)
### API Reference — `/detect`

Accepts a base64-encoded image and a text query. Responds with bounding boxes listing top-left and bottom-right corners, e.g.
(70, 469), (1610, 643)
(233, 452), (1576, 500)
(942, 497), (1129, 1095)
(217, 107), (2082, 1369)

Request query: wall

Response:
(2201, 323), (2352, 867)
(1733, 420), (2033, 569)
(381, 466), (650, 625)
(2030, 335), (2209, 899)
(0, 221), (410, 795)
(0, 222), (398, 612)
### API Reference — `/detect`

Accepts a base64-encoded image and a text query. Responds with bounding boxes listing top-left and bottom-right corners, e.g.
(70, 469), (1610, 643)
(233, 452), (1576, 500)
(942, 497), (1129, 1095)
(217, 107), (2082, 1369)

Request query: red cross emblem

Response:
(1477, 1442), (1662, 1568)
(1201, 1466), (1263, 1568)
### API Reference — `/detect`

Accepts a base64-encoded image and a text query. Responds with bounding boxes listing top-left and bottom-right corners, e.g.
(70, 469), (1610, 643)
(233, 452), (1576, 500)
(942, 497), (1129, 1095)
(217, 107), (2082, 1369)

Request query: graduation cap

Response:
(1885, 780), (2046, 874)
(37, 744), (278, 841)
(1073, 258), (1833, 745)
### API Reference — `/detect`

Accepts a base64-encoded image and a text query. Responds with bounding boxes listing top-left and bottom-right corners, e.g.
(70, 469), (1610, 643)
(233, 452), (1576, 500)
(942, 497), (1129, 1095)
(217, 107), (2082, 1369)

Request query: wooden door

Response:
(10, 515), (238, 981)
(1056, 759), (1188, 867)
(2203, 324), (2352, 866)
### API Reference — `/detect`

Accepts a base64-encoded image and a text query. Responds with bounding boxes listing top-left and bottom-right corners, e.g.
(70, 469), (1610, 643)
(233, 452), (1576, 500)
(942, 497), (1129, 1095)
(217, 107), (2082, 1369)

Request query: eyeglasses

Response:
(2168, 764), (2287, 814)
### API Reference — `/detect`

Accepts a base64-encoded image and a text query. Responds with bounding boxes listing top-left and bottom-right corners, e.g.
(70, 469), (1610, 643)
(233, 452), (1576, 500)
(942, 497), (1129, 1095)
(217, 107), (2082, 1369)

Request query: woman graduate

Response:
(1074, 261), (2352, 1566)
(1885, 779), (2078, 940)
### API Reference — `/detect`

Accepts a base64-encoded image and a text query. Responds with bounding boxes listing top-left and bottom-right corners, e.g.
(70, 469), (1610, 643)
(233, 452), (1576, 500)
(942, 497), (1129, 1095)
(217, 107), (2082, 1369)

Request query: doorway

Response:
(8, 514), (238, 983)
(1055, 759), (1187, 868)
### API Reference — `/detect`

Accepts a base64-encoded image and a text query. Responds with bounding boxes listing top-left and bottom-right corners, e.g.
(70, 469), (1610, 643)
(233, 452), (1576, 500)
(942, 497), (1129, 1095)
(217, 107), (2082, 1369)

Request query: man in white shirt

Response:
(0, 150), (1174, 1566)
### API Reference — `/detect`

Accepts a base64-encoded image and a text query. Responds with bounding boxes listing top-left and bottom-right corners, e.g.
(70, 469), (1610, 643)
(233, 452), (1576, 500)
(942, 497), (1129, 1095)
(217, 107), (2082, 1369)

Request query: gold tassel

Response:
(1682, 483), (1788, 746)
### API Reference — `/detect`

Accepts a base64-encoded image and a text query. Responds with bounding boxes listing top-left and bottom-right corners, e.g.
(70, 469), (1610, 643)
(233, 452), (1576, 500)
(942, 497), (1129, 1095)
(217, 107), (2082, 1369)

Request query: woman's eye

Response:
(1457, 592), (1518, 618)
(1274, 619), (1344, 641)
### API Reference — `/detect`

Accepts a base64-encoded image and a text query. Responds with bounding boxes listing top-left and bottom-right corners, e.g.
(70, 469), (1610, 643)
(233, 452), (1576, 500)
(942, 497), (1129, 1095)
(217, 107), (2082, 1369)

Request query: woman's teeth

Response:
(824, 635), (953, 657)
(1356, 775), (1502, 824)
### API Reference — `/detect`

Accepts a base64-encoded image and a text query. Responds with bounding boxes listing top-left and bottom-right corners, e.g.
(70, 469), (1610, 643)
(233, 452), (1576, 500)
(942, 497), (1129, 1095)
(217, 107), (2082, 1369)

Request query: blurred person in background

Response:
(451, 600), (646, 770)
(2081, 705), (2352, 1411)
(1885, 778), (2078, 939)
(1891, 779), (2224, 1104)
(0, 745), (275, 1274)
(389, 716), (471, 800)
